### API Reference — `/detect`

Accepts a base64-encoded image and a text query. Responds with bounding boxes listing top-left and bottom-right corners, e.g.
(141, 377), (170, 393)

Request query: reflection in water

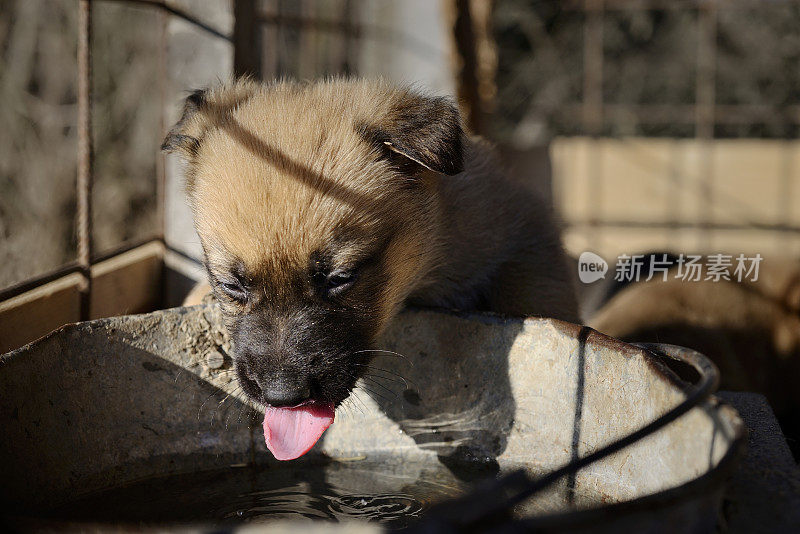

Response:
(225, 483), (336, 523)
(43, 458), (467, 530)
(328, 494), (425, 524)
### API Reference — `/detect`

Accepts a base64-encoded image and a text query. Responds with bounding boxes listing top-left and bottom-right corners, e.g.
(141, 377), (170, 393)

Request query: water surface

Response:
(44, 457), (471, 529)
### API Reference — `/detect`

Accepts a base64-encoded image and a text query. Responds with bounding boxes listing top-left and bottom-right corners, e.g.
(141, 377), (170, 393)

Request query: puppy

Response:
(163, 79), (578, 459)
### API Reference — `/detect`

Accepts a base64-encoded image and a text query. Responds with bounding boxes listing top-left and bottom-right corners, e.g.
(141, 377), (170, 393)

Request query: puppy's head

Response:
(163, 79), (464, 410)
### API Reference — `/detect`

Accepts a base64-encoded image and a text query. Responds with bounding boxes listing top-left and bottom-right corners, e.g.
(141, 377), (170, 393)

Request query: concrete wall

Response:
(552, 137), (800, 261)
(357, 0), (455, 96)
(163, 1), (233, 265)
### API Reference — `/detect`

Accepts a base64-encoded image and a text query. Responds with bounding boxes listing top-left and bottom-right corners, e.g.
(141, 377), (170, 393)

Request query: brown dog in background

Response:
(163, 78), (577, 458)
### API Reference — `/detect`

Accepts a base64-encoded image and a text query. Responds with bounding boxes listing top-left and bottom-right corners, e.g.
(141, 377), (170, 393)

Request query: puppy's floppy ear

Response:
(162, 80), (259, 158)
(360, 91), (465, 176)
(161, 89), (207, 157)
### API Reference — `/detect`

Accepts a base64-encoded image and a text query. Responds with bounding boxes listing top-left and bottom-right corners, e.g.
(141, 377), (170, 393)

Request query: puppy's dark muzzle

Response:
(253, 371), (312, 408)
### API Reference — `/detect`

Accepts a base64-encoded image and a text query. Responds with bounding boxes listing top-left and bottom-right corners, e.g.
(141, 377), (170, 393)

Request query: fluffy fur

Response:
(165, 78), (578, 409)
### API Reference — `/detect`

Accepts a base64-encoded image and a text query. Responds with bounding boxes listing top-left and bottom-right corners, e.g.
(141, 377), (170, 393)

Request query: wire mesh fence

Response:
(2, 0), (800, 301)
(493, 0), (800, 260)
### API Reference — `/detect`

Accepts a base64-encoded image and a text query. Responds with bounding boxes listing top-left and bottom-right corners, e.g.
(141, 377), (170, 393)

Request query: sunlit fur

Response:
(165, 78), (579, 408)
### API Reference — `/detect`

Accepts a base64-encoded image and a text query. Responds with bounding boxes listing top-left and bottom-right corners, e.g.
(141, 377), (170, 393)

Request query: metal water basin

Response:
(0, 305), (744, 532)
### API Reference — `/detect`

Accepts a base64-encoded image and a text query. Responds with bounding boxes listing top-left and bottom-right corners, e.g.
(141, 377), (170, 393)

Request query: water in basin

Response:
(37, 458), (468, 529)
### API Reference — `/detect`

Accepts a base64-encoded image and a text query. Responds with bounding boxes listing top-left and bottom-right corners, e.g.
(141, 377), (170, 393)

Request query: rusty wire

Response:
(77, 0), (93, 321)
(103, 0), (231, 41)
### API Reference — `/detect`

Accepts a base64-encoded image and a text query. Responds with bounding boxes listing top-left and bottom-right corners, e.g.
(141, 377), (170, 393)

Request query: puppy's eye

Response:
(219, 280), (247, 301)
(310, 257), (358, 295)
(328, 270), (356, 290)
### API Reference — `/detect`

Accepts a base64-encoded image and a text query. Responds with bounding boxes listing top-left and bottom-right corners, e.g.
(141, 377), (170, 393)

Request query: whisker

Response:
(361, 372), (409, 388)
(197, 389), (222, 421)
(352, 390), (370, 413)
(360, 375), (400, 399)
(346, 391), (369, 419)
(351, 364), (413, 389)
(351, 349), (414, 365)
(340, 396), (363, 420)
(357, 383), (394, 405)
(224, 402), (241, 430)
(350, 362), (406, 376)
(217, 393), (232, 407)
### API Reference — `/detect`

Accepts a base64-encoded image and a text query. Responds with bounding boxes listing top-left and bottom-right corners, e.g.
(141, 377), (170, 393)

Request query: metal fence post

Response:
(234, 0), (262, 78)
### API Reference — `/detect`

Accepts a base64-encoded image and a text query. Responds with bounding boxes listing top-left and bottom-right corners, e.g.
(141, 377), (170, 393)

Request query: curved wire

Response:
(402, 343), (720, 533)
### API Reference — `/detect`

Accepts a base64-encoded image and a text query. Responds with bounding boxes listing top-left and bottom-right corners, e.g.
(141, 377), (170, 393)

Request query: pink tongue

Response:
(262, 403), (335, 460)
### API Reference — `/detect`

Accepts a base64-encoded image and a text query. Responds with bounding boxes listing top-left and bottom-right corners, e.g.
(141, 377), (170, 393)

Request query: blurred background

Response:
(1, 0), (799, 454)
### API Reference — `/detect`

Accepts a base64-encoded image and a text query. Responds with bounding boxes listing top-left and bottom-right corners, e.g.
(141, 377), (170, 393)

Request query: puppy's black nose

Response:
(260, 378), (311, 408)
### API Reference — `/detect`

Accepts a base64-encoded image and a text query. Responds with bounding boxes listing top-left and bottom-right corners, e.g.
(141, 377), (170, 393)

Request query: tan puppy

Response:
(163, 78), (578, 459)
